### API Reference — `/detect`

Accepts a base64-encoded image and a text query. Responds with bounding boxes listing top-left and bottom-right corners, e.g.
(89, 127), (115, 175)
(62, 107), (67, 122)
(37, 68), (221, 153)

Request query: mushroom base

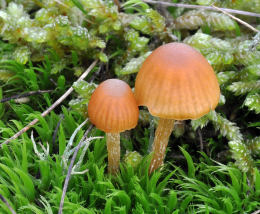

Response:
(106, 133), (120, 174)
(149, 118), (175, 174)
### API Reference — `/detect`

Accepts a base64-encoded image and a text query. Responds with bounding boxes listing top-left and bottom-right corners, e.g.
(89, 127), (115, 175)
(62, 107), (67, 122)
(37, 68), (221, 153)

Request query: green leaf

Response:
(167, 190), (177, 212)
(38, 160), (51, 190)
(180, 147), (195, 178)
(180, 195), (193, 212)
(71, 0), (87, 14)
(59, 123), (66, 155)
(212, 186), (241, 209)
(0, 163), (23, 195)
(0, 87), (4, 119)
(14, 168), (35, 201)
(228, 170), (241, 194)
(104, 198), (113, 214)
(223, 197), (233, 214)
(149, 192), (164, 213)
(22, 140), (28, 173)
(57, 75), (66, 91)
(255, 168), (260, 197)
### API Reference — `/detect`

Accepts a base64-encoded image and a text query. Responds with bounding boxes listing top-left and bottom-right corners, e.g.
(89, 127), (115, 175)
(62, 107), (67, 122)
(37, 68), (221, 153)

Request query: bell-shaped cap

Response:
(135, 42), (220, 120)
(88, 79), (139, 133)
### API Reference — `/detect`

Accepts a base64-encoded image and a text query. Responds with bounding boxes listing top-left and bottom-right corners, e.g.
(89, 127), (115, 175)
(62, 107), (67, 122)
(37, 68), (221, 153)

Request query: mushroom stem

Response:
(106, 133), (120, 174)
(149, 118), (175, 174)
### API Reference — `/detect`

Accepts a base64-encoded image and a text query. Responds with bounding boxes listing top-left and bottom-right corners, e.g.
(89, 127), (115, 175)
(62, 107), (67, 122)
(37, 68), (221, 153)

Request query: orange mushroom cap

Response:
(134, 42), (220, 120)
(88, 79), (139, 133)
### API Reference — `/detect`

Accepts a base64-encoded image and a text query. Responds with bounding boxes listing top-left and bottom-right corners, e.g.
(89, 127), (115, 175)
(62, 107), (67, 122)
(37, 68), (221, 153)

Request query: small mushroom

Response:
(134, 43), (220, 174)
(88, 79), (139, 174)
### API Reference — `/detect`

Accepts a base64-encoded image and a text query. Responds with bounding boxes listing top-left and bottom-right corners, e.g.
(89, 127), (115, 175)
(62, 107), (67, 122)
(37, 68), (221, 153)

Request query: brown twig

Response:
(0, 90), (52, 103)
(58, 124), (93, 214)
(0, 194), (16, 214)
(0, 60), (98, 147)
(142, 0), (260, 18)
(212, 5), (259, 33)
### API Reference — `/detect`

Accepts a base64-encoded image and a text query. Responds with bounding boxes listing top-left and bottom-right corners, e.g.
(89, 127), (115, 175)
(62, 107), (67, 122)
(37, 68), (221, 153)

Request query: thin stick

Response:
(0, 90), (52, 103)
(52, 114), (64, 146)
(212, 5), (259, 33)
(58, 125), (93, 214)
(0, 194), (16, 214)
(198, 129), (203, 151)
(251, 210), (260, 214)
(148, 114), (155, 153)
(0, 60), (98, 147)
(142, 0), (260, 18)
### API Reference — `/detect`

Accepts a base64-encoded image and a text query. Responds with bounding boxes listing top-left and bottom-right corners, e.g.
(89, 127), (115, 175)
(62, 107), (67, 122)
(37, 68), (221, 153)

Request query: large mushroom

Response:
(134, 42), (220, 174)
(88, 79), (139, 174)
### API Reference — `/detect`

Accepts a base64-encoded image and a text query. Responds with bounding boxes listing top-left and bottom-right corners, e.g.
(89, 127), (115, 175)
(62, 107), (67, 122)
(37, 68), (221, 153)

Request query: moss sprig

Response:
(115, 51), (151, 76)
(192, 111), (257, 173)
(246, 137), (260, 156)
(5, 0), (36, 11)
(174, 10), (237, 32)
(227, 80), (260, 95)
(228, 140), (255, 173)
(0, 69), (14, 82)
(244, 93), (260, 114)
(207, 111), (243, 142)
(131, 8), (165, 34)
(191, 114), (210, 130)
(69, 80), (97, 116)
(196, 0), (260, 13)
(0, 2), (107, 62)
(80, 0), (121, 34)
(217, 71), (236, 85)
(184, 32), (234, 70)
(235, 40), (260, 66)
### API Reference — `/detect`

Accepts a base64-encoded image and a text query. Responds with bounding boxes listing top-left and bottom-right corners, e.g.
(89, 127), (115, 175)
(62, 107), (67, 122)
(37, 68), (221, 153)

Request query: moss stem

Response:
(106, 132), (120, 174)
(149, 118), (175, 174)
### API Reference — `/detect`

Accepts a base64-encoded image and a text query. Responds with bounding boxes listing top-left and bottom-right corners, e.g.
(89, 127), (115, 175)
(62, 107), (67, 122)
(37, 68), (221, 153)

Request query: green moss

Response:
(0, 0), (259, 212)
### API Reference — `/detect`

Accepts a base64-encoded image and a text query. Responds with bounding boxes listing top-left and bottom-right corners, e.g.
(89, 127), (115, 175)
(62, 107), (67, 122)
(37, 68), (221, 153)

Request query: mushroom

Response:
(88, 79), (139, 174)
(134, 43), (220, 174)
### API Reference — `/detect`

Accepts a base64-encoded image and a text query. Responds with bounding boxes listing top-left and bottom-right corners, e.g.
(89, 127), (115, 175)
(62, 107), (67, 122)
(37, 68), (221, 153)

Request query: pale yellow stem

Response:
(149, 118), (175, 174)
(106, 133), (120, 174)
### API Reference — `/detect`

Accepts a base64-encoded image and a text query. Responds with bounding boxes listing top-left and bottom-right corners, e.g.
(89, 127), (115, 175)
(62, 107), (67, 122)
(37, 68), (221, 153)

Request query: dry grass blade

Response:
(0, 60), (98, 147)
(0, 90), (52, 103)
(58, 125), (93, 214)
(0, 194), (17, 214)
(142, 0), (260, 18)
(54, 0), (69, 8)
